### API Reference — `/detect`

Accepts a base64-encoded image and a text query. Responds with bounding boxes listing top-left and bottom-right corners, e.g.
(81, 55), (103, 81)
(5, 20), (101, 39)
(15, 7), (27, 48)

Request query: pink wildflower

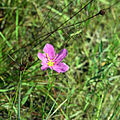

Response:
(38, 43), (69, 73)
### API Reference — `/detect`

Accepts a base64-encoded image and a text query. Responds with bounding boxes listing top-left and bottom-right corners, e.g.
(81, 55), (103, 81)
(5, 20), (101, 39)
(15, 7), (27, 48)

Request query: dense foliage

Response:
(0, 0), (120, 119)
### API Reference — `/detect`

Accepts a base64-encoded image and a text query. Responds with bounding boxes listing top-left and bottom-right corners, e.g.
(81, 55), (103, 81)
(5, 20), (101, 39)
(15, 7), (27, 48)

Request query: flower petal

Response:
(43, 43), (55, 60)
(53, 62), (69, 73)
(41, 65), (48, 71)
(55, 49), (67, 64)
(38, 52), (47, 63)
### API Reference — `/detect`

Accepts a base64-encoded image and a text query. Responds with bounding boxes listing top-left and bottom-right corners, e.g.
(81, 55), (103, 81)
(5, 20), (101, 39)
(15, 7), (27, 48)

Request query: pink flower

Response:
(38, 43), (69, 73)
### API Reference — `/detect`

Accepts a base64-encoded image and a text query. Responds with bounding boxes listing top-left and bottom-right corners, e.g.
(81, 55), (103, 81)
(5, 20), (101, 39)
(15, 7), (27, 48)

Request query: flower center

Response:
(46, 53), (55, 66)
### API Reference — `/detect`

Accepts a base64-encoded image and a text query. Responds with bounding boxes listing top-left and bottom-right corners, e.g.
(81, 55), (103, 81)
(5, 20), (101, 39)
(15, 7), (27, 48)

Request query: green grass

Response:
(0, 0), (120, 119)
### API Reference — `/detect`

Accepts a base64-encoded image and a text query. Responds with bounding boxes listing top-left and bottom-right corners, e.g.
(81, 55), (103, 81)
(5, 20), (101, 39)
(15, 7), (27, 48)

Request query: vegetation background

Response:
(0, 0), (120, 119)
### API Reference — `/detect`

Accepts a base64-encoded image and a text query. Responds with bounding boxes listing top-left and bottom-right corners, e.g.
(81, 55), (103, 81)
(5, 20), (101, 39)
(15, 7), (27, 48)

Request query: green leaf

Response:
(21, 87), (33, 106)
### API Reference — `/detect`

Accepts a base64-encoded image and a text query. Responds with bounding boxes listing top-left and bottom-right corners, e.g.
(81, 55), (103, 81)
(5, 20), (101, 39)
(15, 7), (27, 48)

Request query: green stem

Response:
(42, 70), (53, 119)
(16, 0), (19, 43)
(96, 93), (104, 120)
(18, 71), (22, 120)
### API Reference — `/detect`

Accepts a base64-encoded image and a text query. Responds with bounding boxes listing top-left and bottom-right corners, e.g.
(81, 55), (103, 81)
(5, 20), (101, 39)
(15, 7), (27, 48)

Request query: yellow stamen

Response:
(46, 53), (55, 66)
(46, 53), (51, 61)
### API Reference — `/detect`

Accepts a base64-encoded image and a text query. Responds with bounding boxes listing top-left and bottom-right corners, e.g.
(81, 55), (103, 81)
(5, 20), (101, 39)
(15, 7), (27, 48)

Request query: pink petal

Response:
(43, 43), (55, 60)
(41, 65), (48, 71)
(38, 52), (47, 63)
(55, 49), (67, 64)
(41, 62), (47, 66)
(53, 62), (69, 73)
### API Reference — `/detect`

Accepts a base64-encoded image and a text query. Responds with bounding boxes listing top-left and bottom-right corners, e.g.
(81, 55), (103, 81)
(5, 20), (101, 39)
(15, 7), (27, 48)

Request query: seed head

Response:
(99, 9), (105, 16)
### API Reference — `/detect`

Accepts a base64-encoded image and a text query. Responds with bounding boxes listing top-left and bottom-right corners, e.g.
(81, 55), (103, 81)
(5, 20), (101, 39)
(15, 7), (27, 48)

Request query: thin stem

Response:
(18, 71), (22, 120)
(96, 93), (104, 120)
(52, 87), (65, 119)
(42, 70), (52, 119)
(16, 0), (19, 44)
(43, 71), (65, 119)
